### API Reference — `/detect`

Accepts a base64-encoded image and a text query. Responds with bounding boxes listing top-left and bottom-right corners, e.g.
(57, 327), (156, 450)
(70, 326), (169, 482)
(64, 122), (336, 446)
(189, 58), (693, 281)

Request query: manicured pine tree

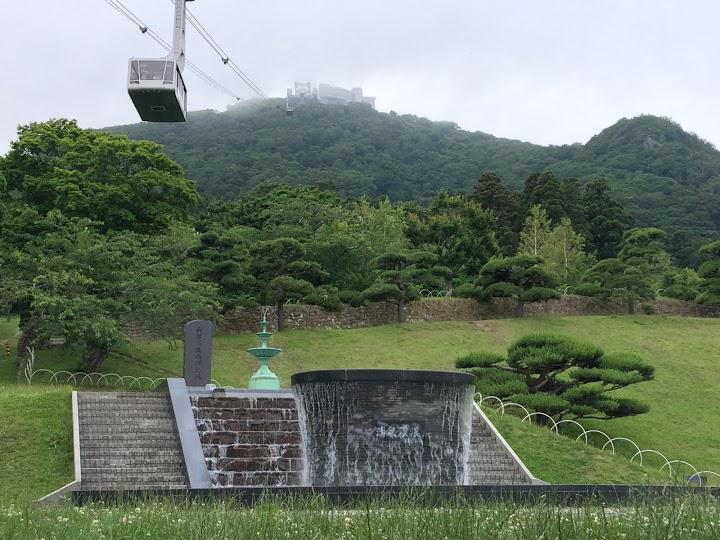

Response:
(580, 226), (671, 314)
(186, 231), (255, 310)
(478, 255), (559, 317)
(618, 227), (672, 290)
(456, 334), (654, 422)
(250, 238), (329, 330)
(362, 251), (438, 323)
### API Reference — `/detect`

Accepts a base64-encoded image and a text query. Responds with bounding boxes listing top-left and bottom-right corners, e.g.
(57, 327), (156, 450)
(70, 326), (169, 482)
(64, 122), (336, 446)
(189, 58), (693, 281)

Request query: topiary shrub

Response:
(455, 351), (506, 368)
(338, 290), (366, 307)
(455, 333), (654, 421)
(697, 242), (720, 304)
(453, 283), (484, 299)
(304, 285), (341, 311)
(523, 287), (561, 302)
(574, 282), (602, 297)
(482, 282), (520, 299)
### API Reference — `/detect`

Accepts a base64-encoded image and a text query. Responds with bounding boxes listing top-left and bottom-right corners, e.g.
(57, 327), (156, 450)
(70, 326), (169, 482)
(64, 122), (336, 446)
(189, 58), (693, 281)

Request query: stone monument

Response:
(183, 320), (213, 387)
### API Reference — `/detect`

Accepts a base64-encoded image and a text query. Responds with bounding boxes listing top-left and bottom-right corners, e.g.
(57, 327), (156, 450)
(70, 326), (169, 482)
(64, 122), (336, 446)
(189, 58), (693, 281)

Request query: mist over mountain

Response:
(106, 102), (720, 251)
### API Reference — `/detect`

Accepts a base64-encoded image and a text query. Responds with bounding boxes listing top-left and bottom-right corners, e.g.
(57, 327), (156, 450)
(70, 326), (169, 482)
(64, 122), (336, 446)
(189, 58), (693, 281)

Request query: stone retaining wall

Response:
(220, 296), (720, 333)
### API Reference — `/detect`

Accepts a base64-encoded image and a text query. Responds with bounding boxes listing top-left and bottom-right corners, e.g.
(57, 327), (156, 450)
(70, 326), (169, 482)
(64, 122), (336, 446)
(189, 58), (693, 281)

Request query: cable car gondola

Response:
(127, 0), (192, 122)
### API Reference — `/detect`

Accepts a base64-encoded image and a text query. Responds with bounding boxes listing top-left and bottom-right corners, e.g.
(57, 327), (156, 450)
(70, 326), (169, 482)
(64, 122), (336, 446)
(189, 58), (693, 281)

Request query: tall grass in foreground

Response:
(1, 495), (719, 539)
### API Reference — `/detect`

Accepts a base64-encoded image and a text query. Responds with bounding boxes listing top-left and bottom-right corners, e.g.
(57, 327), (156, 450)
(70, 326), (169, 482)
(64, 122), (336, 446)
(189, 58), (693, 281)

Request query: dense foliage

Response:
(1, 119), (718, 370)
(108, 104), (720, 265)
(456, 334), (654, 421)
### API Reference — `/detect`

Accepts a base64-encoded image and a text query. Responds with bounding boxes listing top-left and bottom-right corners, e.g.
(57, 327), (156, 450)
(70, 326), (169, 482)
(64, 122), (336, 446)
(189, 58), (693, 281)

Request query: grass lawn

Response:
(2, 496), (720, 539)
(0, 385), (73, 505)
(0, 317), (19, 383)
(2, 315), (719, 501)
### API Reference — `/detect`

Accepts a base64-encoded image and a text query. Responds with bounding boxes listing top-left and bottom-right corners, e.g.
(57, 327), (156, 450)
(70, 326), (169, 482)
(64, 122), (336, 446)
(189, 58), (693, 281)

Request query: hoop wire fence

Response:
(475, 392), (719, 486)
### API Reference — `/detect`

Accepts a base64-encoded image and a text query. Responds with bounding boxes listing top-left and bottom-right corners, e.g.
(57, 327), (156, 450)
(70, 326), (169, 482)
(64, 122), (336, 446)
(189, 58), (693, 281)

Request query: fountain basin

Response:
(291, 369), (476, 487)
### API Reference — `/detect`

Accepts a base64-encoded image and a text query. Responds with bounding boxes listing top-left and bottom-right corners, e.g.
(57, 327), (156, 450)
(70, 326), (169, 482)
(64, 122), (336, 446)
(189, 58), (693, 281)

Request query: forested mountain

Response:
(106, 102), (720, 248)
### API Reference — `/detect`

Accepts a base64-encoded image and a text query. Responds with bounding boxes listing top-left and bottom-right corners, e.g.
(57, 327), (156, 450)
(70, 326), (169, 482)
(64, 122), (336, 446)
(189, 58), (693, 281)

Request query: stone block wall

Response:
(219, 296), (717, 334)
(191, 395), (303, 487)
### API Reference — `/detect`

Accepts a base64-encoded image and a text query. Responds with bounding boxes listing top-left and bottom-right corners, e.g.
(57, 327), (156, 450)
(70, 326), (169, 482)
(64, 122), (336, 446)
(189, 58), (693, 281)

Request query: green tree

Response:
(523, 172), (566, 223)
(186, 231), (256, 310)
(561, 178), (587, 235)
(0, 119), (199, 233)
(478, 255), (559, 317)
(618, 227), (672, 290)
(456, 334), (654, 421)
(362, 251), (437, 323)
(469, 172), (521, 255)
(406, 192), (498, 279)
(1, 213), (218, 370)
(582, 179), (632, 258)
(517, 205), (552, 257)
(580, 228), (670, 314)
(697, 240), (720, 304)
(305, 198), (409, 292)
(661, 267), (701, 301)
(355, 198), (409, 257)
(249, 238), (329, 330)
(580, 258), (653, 314)
(545, 218), (591, 286)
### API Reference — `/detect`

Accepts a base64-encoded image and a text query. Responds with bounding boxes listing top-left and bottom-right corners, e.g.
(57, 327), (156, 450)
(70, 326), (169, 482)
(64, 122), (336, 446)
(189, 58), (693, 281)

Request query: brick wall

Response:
(191, 395), (303, 487)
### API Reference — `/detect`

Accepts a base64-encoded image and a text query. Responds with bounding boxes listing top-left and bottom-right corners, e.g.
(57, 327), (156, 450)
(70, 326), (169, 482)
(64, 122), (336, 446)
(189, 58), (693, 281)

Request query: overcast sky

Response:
(1, 0), (718, 153)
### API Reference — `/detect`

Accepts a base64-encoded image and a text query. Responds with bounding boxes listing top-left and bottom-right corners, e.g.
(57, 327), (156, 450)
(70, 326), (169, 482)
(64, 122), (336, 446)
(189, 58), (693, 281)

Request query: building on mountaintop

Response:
(286, 81), (375, 108)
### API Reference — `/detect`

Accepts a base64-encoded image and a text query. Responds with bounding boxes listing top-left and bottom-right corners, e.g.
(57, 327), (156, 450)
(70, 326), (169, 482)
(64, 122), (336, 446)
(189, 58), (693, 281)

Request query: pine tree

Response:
(469, 172), (521, 255)
(523, 172), (566, 223)
(456, 334), (654, 422)
(362, 251), (437, 322)
(479, 255), (559, 317)
(582, 178), (632, 258)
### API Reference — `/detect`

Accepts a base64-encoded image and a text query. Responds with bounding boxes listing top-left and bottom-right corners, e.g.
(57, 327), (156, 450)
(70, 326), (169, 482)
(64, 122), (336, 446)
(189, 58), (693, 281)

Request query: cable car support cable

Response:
(170, 0), (270, 101)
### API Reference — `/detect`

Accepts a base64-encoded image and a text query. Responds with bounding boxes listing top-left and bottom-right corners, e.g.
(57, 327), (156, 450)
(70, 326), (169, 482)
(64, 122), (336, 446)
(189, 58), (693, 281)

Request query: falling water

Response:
(293, 377), (474, 486)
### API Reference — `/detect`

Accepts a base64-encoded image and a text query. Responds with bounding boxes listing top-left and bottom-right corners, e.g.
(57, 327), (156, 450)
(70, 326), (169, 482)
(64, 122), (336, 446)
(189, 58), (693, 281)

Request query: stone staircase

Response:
(77, 392), (189, 490)
(191, 394), (303, 487)
(468, 408), (534, 485)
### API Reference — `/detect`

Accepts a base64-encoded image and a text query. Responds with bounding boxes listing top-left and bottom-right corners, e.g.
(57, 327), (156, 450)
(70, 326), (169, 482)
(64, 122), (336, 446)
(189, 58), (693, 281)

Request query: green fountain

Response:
(247, 309), (281, 390)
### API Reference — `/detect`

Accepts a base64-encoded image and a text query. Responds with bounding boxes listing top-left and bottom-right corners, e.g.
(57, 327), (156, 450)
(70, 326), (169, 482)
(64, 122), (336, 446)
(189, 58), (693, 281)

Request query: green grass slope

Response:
(0, 386), (73, 504)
